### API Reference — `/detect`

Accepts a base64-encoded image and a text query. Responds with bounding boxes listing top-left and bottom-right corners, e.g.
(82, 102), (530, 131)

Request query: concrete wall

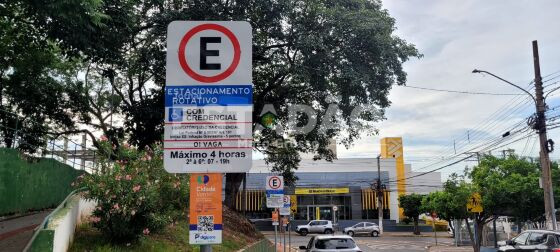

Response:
(27, 195), (96, 252)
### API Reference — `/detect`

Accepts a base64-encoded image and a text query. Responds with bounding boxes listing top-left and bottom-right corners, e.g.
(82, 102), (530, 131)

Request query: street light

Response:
(472, 65), (557, 230)
(472, 69), (536, 103)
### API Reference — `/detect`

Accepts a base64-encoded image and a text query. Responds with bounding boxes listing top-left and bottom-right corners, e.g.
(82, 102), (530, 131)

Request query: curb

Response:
(0, 209), (51, 222)
(0, 224), (39, 241)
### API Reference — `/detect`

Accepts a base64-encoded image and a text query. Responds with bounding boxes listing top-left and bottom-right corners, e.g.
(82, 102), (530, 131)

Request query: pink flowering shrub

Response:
(75, 140), (188, 243)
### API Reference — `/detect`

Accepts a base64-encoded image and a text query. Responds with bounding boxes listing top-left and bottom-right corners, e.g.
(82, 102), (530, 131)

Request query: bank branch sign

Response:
(164, 21), (253, 173)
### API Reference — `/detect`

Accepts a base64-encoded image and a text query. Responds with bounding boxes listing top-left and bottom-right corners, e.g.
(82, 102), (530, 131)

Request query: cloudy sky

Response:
(335, 0), (560, 178)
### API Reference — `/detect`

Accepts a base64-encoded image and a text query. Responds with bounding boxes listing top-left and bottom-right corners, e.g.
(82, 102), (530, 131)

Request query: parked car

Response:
(497, 230), (560, 251)
(296, 220), (334, 236)
(299, 235), (362, 252)
(343, 222), (380, 237)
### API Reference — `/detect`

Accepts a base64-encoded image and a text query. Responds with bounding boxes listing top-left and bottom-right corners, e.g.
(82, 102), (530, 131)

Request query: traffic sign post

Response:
(467, 192), (483, 213)
(266, 176), (284, 208)
(280, 195), (291, 216)
(164, 21), (253, 173)
(431, 212), (438, 246)
(272, 210), (279, 251)
(467, 192), (482, 248)
(165, 21), (253, 252)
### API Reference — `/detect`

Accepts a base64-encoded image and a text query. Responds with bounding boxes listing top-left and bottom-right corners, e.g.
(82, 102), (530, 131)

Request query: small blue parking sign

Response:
(168, 108), (183, 122)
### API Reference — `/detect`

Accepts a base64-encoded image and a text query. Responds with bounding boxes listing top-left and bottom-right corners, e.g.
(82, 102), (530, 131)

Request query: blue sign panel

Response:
(165, 85), (253, 107)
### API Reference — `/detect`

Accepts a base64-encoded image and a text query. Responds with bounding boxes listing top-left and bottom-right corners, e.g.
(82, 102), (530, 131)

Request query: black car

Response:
(498, 230), (560, 251)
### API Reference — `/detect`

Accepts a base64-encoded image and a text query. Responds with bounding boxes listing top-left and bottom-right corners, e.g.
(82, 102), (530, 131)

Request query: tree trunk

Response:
(413, 218), (420, 235)
(475, 220), (483, 252)
(465, 218), (477, 252)
(224, 173), (244, 209)
(448, 219), (455, 238)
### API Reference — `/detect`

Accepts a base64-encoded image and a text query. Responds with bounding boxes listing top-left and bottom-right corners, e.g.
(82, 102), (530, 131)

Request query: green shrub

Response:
(76, 140), (188, 243)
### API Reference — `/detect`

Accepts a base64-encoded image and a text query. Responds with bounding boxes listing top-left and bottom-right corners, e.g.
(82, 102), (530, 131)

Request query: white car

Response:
(299, 235), (362, 252)
(343, 222), (380, 237)
(296, 220), (334, 236)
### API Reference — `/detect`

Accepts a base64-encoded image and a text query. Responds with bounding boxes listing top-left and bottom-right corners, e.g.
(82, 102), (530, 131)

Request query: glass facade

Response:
(293, 194), (352, 221)
(236, 170), (394, 221)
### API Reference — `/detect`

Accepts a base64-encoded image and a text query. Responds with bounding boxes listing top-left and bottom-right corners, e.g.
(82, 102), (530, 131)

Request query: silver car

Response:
(343, 222), (380, 237)
(299, 235), (362, 252)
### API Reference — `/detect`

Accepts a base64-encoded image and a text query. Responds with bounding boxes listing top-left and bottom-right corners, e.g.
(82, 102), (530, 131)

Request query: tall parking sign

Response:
(164, 21), (253, 173)
(165, 21), (252, 247)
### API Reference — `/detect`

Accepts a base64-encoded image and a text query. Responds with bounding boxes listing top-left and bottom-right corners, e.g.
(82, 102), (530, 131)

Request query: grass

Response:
(69, 220), (253, 252)
(0, 148), (84, 215)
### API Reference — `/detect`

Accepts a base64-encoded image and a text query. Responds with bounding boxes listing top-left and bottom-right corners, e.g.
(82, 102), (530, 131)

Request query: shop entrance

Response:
(307, 205), (343, 222)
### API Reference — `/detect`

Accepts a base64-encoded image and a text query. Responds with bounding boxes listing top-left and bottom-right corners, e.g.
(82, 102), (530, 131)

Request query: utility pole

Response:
(376, 155), (383, 234)
(473, 40), (557, 230)
(533, 40), (557, 230)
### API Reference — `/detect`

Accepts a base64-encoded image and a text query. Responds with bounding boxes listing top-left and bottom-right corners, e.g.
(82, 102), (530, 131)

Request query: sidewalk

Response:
(260, 230), (452, 238)
(0, 210), (51, 252)
(428, 245), (498, 252)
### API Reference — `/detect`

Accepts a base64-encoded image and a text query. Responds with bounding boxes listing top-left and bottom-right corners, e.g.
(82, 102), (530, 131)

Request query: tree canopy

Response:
(399, 193), (424, 235)
(1, 0), (421, 207)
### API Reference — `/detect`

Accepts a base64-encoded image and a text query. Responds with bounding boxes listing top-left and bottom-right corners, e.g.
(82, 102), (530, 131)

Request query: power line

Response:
(393, 79), (538, 179)
(398, 85), (522, 96)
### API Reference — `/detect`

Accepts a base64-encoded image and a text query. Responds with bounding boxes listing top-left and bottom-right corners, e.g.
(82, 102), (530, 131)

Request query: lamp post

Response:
(472, 41), (556, 230)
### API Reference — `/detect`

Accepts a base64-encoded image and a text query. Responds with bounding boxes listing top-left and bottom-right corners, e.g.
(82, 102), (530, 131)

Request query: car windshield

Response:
(315, 238), (356, 249)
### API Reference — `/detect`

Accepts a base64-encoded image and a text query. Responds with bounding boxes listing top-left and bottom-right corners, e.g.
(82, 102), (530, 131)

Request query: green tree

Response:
(0, 0), (105, 152)
(73, 0), (420, 208)
(421, 173), (471, 237)
(3, 0), (420, 209)
(399, 193), (425, 235)
(463, 155), (543, 252)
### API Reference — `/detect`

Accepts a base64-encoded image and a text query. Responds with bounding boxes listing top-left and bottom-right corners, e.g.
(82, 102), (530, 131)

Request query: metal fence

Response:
(0, 108), (97, 172)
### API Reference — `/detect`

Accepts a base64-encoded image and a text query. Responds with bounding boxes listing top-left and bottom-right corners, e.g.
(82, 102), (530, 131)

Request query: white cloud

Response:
(337, 0), (560, 177)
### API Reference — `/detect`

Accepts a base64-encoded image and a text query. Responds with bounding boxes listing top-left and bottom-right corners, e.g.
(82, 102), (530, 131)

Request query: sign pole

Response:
(288, 216), (291, 251)
(431, 213), (438, 246)
(283, 225), (286, 252)
(201, 245), (212, 252)
(274, 223), (278, 252)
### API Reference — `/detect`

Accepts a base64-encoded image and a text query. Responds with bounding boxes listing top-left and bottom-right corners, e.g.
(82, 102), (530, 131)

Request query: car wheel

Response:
(324, 229), (333, 234)
(372, 231), (379, 237)
(300, 229), (308, 236)
(347, 231), (354, 237)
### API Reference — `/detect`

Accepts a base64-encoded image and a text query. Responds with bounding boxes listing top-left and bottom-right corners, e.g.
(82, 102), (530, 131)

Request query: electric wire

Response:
(398, 85), (522, 96)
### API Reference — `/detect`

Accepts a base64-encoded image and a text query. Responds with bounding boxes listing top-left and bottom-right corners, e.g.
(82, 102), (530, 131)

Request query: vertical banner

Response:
(189, 173), (223, 244)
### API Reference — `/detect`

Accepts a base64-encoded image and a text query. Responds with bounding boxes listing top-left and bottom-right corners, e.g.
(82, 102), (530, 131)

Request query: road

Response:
(264, 231), (457, 252)
(0, 211), (51, 252)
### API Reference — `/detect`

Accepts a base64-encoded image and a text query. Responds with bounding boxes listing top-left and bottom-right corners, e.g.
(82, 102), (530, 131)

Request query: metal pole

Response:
(493, 217), (498, 248)
(274, 225), (278, 252)
(13, 116), (18, 148)
(474, 214), (478, 249)
(72, 144), (77, 169)
(377, 155), (383, 234)
(81, 134), (86, 170)
(288, 218), (291, 251)
(242, 173), (247, 215)
(63, 138), (68, 163)
(201, 245), (212, 252)
(283, 223), (286, 252)
(434, 225), (438, 245)
(533, 40), (557, 230)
